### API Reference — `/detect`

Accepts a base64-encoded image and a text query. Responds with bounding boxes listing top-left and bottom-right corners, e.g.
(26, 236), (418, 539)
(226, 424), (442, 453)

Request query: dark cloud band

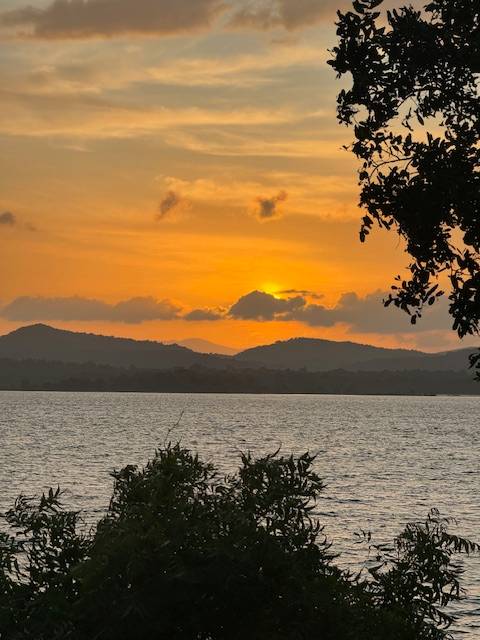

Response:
(0, 0), (226, 39)
(1, 287), (451, 334)
(1, 0), (422, 39)
(183, 308), (224, 322)
(228, 289), (451, 334)
(1, 296), (181, 324)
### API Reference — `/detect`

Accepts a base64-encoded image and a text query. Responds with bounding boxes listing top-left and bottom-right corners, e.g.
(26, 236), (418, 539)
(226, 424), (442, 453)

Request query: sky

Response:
(0, 0), (475, 352)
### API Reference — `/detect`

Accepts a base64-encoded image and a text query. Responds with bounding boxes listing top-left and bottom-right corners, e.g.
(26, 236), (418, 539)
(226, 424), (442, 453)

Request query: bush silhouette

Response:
(0, 445), (478, 639)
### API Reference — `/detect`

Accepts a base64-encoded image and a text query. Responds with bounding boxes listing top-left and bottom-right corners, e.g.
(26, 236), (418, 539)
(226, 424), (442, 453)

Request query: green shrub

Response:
(0, 445), (477, 639)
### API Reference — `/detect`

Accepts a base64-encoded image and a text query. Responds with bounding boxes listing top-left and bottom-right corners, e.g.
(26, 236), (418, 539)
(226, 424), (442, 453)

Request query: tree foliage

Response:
(0, 445), (478, 639)
(329, 0), (479, 364)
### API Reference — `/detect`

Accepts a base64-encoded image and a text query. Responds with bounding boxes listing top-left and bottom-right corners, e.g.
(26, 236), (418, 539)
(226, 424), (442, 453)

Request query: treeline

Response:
(1, 358), (479, 395)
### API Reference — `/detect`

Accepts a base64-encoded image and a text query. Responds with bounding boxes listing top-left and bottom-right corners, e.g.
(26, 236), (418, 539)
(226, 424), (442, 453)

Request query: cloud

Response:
(156, 173), (356, 223)
(254, 190), (288, 220)
(226, 289), (452, 335)
(0, 211), (16, 226)
(147, 45), (326, 88)
(1, 289), (451, 335)
(277, 289), (323, 300)
(109, 297), (181, 323)
(0, 93), (293, 139)
(288, 291), (452, 334)
(1, 296), (181, 324)
(229, 290), (304, 320)
(229, 0), (341, 31)
(183, 308), (224, 321)
(286, 302), (337, 327)
(157, 191), (183, 220)
(0, 211), (38, 232)
(0, 0), (425, 40)
(0, 0), (226, 39)
(228, 0), (425, 31)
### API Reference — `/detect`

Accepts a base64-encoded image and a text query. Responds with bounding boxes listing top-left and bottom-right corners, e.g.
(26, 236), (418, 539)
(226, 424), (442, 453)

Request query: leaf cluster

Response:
(329, 0), (479, 368)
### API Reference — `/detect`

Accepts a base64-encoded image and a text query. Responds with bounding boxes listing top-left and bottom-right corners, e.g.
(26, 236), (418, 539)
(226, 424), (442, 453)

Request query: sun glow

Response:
(261, 282), (283, 297)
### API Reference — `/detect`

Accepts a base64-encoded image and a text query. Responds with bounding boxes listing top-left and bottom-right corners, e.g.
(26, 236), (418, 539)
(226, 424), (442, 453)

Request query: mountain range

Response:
(0, 324), (476, 373)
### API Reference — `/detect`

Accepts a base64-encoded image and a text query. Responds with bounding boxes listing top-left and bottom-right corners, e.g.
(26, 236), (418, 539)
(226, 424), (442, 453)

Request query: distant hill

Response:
(0, 324), (231, 370)
(170, 338), (239, 356)
(235, 338), (420, 371)
(352, 349), (476, 372)
(235, 337), (474, 372)
(0, 325), (476, 375)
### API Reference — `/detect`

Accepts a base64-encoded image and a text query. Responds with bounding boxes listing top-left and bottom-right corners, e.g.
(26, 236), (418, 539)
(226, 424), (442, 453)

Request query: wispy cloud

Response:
(229, 0), (342, 31)
(228, 0), (424, 31)
(146, 45), (327, 87)
(0, 93), (295, 139)
(0, 44), (327, 103)
(163, 128), (348, 160)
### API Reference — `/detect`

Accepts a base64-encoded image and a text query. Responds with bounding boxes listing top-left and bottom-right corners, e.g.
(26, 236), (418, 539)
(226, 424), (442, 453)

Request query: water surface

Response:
(0, 392), (478, 636)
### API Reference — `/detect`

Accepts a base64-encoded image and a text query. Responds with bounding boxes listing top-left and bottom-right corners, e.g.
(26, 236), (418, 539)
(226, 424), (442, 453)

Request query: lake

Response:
(0, 391), (479, 636)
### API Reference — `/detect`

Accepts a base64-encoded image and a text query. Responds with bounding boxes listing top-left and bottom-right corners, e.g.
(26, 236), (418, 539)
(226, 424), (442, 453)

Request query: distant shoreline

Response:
(1, 357), (479, 396)
(2, 355), (480, 396)
(2, 389), (440, 396)
(0, 390), (467, 398)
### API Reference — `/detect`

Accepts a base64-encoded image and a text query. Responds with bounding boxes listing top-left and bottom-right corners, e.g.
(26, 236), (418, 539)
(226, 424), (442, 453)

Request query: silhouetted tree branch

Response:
(329, 0), (479, 372)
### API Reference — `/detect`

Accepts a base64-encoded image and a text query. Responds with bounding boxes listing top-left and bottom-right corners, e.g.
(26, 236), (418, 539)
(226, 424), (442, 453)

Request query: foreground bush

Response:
(0, 445), (478, 639)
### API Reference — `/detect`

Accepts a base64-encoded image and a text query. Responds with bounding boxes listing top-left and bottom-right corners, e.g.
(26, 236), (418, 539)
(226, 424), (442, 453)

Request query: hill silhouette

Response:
(0, 324), (231, 370)
(0, 324), (475, 374)
(235, 337), (474, 372)
(170, 338), (239, 356)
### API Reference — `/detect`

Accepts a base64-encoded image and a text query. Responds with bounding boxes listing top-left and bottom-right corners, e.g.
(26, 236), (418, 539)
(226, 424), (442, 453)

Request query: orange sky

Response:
(0, 0), (474, 352)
